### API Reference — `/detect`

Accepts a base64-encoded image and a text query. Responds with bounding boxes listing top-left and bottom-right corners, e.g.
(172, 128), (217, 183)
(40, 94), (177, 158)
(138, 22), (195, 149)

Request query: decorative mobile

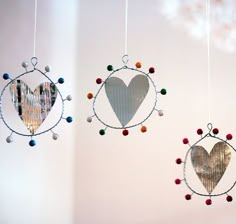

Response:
(175, 0), (236, 204)
(87, 0), (167, 136)
(175, 123), (235, 205)
(87, 55), (166, 136)
(0, 57), (72, 146)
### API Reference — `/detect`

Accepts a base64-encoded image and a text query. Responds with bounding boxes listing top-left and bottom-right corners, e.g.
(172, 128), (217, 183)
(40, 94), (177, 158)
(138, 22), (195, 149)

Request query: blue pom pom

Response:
(29, 139), (36, 147)
(3, 73), (10, 80)
(66, 116), (73, 123)
(58, 77), (64, 84)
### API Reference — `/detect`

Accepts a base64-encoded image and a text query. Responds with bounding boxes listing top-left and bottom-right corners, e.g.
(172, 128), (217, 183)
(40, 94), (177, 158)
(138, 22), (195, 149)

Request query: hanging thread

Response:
(124, 0), (128, 55)
(33, 0), (38, 57)
(206, 0), (211, 123)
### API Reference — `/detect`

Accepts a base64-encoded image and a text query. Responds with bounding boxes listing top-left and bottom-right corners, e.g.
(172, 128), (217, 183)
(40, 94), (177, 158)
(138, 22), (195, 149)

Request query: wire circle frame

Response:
(0, 57), (71, 140)
(89, 55), (165, 132)
(181, 123), (236, 198)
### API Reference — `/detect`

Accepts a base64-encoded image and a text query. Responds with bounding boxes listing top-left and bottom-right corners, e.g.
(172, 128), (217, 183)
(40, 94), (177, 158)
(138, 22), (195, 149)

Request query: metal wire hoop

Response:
(92, 64), (159, 130)
(183, 123), (236, 197)
(0, 58), (65, 137)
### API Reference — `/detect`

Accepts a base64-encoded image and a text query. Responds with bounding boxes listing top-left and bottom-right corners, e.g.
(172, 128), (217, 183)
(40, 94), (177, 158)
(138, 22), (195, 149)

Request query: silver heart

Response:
(191, 142), (231, 194)
(105, 75), (149, 127)
(10, 80), (58, 134)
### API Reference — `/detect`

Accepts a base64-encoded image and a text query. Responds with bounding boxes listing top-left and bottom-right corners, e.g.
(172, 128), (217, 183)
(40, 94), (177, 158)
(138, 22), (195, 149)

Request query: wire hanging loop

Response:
(207, 123), (213, 132)
(31, 57), (38, 68)
(122, 54), (129, 65)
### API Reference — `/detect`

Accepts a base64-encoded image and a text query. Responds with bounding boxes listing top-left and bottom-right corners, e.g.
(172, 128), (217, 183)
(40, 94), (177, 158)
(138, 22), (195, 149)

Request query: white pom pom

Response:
(22, 61), (28, 68)
(52, 133), (59, 140)
(66, 95), (72, 101)
(158, 110), (164, 116)
(87, 116), (92, 122)
(6, 136), (13, 143)
(45, 65), (51, 72)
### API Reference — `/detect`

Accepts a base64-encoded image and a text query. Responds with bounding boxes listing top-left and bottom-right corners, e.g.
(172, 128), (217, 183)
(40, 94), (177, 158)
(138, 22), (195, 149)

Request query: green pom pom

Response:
(107, 65), (113, 71)
(99, 129), (105, 136)
(160, 88), (167, 95)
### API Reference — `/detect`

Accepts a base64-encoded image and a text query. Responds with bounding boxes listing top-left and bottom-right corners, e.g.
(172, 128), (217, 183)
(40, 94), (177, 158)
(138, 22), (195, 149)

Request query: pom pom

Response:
(226, 134), (233, 140)
(185, 194), (191, 200)
(182, 138), (189, 144)
(99, 129), (105, 136)
(96, 78), (102, 84)
(122, 129), (129, 136)
(58, 77), (64, 84)
(52, 133), (59, 140)
(149, 67), (155, 74)
(213, 128), (219, 135)
(135, 62), (142, 68)
(6, 136), (13, 143)
(176, 158), (182, 164)
(141, 126), (147, 133)
(66, 116), (73, 123)
(160, 88), (167, 95)
(175, 179), (181, 184)
(87, 93), (93, 99)
(87, 116), (92, 122)
(107, 65), (113, 71)
(197, 128), (203, 135)
(22, 61), (28, 68)
(226, 195), (233, 202)
(45, 65), (51, 72)
(158, 110), (164, 116)
(66, 95), (72, 101)
(205, 199), (212, 205)
(29, 139), (36, 147)
(3, 73), (10, 80)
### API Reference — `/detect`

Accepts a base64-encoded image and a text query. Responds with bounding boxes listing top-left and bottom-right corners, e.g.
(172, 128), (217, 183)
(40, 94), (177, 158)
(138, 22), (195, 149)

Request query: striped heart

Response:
(191, 142), (231, 193)
(10, 80), (58, 134)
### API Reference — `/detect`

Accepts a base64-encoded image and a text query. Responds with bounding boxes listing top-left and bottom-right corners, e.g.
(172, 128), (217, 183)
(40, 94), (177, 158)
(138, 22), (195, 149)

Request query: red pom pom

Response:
(213, 128), (219, 135)
(226, 195), (233, 202)
(96, 78), (102, 84)
(176, 158), (182, 164)
(175, 179), (181, 184)
(226, 134), (233, 140)
(149, 67), (155, 74)
(197, 128), (203, 135)
(206, 199), (212, 205)
(185, 194), (191, 200)
(183, 138), (189, 144)
(122, 129), (129, 136)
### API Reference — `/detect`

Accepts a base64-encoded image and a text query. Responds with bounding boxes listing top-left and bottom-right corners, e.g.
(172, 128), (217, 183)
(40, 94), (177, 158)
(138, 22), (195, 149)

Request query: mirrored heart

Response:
(10, 80), (58, 134)
(191, 142), (231, 194)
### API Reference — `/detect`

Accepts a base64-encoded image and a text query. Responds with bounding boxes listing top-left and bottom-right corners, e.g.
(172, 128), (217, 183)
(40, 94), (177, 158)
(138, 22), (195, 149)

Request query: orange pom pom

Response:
(141, 126), (147, 133)
(87, 93), (93, 99)
(135, 62), (142, 68)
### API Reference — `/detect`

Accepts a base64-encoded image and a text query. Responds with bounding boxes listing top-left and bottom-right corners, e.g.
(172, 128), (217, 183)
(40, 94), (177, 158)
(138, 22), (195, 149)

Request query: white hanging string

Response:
(33, 0), (38, 57)
(206, 0), (211, 123)
(124, 0), (128, 55)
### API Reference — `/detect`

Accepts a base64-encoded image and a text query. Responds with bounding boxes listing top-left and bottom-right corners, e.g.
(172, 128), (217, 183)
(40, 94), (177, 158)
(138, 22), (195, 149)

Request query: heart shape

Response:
(105, 75), (149, 127)
(10, 80), (58, 134)
(191, 142), (231, 193)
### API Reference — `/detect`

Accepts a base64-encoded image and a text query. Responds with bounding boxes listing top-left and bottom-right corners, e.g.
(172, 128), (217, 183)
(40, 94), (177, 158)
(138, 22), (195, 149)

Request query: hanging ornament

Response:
(175, 0), (236, 204)
(87, 0), (166, 136)
(0, 0), (72, 147)
(0, 57), (73, 146)
(175, 123), (235, 205)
